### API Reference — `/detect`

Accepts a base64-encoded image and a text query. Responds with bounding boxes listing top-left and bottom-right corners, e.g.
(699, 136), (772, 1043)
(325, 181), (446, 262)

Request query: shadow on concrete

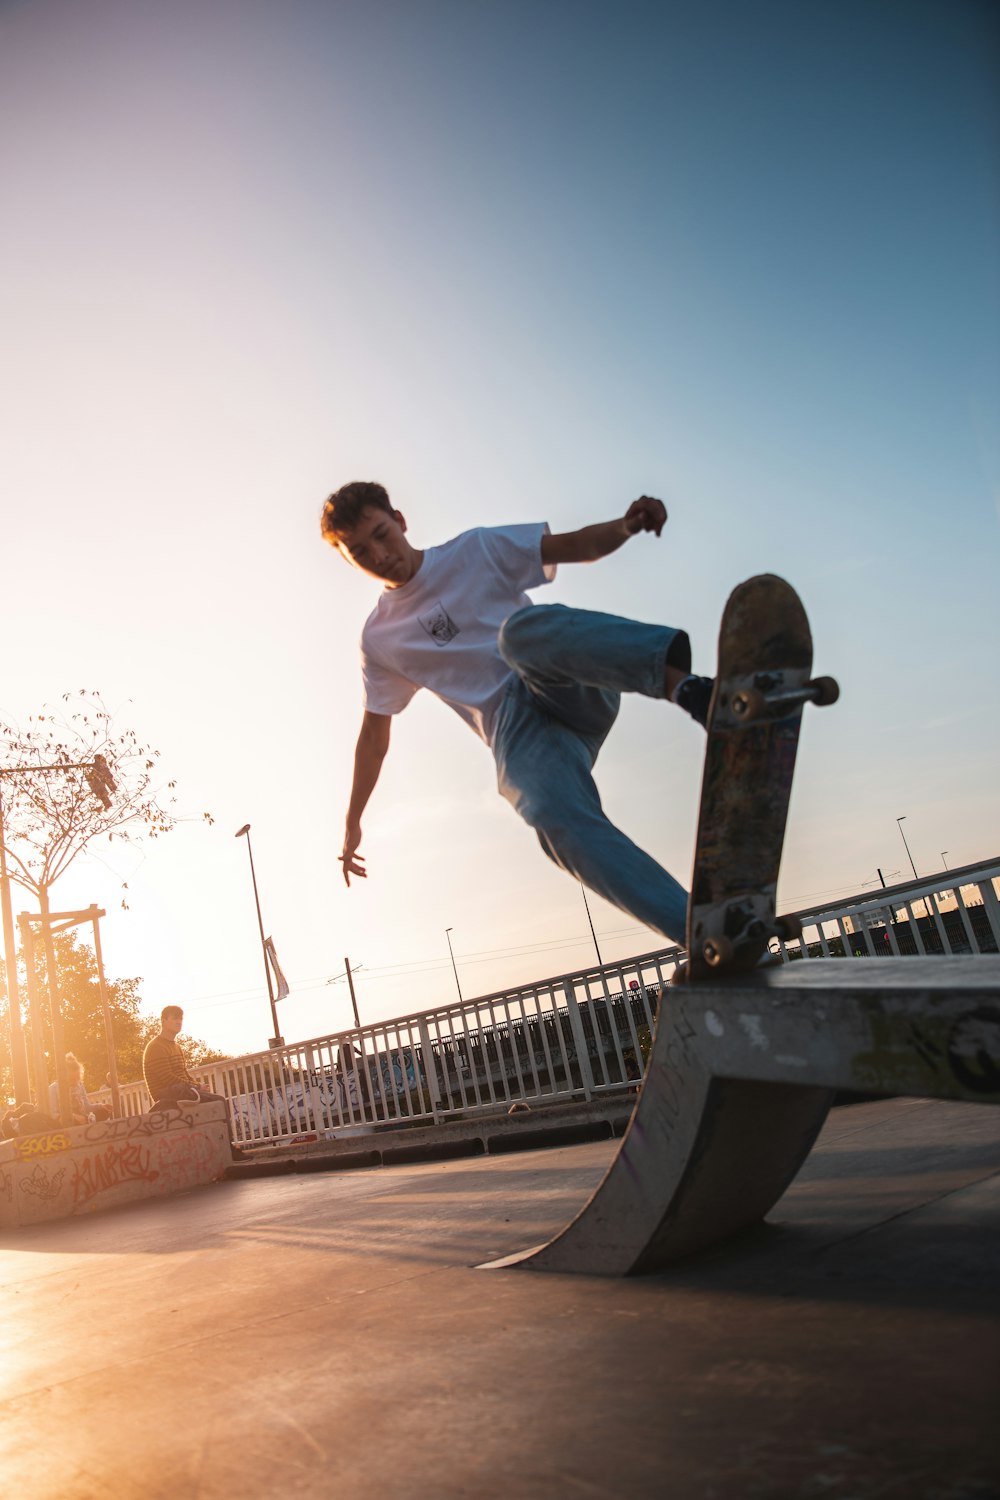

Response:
(645, 1177), (1000, 1315)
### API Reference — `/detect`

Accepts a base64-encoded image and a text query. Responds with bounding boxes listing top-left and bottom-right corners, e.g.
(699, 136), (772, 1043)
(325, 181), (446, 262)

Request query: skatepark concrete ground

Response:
(2, 1097), (998, 1500)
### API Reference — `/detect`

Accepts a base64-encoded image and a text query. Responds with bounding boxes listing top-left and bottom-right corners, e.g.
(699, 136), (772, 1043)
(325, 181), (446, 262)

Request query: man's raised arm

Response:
(341, 710), (392, 886)
(541, 495), (667, 566)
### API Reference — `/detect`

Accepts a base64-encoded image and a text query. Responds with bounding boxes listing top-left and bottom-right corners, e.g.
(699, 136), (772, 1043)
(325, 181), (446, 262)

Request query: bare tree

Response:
(0, 689), (213, 904)
(0, 691), (213, 1110)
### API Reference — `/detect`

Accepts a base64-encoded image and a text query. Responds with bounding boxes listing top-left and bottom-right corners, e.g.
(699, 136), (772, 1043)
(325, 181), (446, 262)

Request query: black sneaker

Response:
(675, 674), (714, 728)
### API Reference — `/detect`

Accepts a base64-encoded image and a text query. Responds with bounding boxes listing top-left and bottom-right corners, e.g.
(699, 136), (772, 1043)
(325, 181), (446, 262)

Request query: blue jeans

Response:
(494, 604), (691, 945)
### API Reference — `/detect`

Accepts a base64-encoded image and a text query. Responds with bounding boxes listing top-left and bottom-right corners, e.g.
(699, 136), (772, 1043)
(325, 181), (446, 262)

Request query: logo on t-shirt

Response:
(418, 602), (460, 646)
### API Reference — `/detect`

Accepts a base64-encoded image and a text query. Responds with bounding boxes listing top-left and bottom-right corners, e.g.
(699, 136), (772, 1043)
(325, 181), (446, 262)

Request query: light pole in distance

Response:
(941, 851), (949, 870)
(445, 927), (463, 1002)
(580, 882), (603, 966)
(235, 823), (283, 1046)
(326, 960), (363, 1029)
(895, 816), (918, 881)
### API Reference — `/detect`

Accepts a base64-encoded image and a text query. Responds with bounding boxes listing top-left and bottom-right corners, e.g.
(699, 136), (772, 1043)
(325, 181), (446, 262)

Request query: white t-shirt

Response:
(360, 523), (555, 745)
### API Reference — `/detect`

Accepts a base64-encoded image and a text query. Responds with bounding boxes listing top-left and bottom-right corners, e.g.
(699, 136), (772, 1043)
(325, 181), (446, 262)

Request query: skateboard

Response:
(683, 574), (838, 981)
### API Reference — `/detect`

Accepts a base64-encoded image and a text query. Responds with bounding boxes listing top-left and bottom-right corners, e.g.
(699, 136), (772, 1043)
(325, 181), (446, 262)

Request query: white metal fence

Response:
(111, 856), (1000, 1147)
(773, 857), (1000, 964)
(203, 945), (677, 1146)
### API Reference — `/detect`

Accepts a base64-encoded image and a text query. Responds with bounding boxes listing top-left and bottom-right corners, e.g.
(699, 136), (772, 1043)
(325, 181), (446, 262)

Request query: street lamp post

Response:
(941, 852), (949, 871)
(235, 824), (283, 1046)
(444, 927), (463, 1002)
(580, 882), (603, 966)
(896, 816), (918, 881)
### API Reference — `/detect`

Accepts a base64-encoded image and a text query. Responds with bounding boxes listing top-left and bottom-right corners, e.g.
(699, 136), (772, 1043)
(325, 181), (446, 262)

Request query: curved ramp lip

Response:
(478, 958), (1000, 1277)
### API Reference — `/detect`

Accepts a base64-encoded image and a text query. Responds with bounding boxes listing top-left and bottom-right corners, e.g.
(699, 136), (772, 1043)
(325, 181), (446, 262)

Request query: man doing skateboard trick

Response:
(321, 481), (713, 948)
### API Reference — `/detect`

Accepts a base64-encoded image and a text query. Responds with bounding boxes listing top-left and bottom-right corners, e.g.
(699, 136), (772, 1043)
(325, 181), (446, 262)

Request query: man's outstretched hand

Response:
(624, 495), (667, 537)
(340, 824), (366, 886)
(541, 496), (668, 565)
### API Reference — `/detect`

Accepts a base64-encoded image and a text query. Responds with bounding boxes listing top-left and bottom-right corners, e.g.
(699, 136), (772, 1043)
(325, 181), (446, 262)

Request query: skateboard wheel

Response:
(809, 675), (839, 707)
(703, 935), (734, 968)
(732, 689), (765, 722)
(775, 914), (803, 942)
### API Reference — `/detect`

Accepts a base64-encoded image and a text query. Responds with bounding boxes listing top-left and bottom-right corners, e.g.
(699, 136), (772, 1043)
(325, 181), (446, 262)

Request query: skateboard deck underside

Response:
(687, 575), (813, 977)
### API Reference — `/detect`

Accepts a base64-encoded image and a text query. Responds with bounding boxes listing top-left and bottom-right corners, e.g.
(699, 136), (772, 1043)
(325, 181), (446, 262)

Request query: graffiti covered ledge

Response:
(0, 1102), (233, 1229)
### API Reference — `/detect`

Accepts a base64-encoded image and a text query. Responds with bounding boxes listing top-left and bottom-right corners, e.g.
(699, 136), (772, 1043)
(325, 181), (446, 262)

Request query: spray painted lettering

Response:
(14, 1131), (71, 1161)
(71, 1142), (159, 1207)
(155, 1131), (217, 1185)
(82, 1110), (198, 1144)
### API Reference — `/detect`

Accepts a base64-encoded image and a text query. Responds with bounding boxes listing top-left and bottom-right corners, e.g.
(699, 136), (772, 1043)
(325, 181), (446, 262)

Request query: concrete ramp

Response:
(484, 957), (1000, 1275)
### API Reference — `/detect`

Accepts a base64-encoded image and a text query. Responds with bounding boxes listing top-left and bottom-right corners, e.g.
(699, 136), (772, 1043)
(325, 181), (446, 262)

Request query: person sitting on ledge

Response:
(48, 1052), (111, 1126)
(142, 1005), (228, 1112)
(1, 1100), (59, 1138)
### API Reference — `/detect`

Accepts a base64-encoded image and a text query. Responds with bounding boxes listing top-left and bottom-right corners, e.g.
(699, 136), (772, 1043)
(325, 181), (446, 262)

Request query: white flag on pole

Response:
(264, 937), (290, 1000)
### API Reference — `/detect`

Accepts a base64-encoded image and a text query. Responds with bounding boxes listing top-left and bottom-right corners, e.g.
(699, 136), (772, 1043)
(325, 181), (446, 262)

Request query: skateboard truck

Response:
(732, 674), (839, 723)
(701, 909), (804, 969)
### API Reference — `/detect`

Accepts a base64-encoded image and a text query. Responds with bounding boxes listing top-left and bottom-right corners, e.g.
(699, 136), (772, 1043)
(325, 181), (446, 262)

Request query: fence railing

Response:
(773, 857), (1000, 964)
(108, 856), (1000, 1147)
(212, 945), (680, 1146)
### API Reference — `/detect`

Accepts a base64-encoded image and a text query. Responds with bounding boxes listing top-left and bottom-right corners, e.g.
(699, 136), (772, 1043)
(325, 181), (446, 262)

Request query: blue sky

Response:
(2, 0), (998, 1056)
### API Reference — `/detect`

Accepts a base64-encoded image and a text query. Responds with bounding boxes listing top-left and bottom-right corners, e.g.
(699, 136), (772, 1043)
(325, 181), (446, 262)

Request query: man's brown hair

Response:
(320, 480), (394, 542)
(161, 1005), (183, 1024)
